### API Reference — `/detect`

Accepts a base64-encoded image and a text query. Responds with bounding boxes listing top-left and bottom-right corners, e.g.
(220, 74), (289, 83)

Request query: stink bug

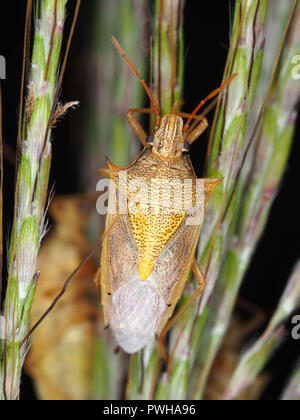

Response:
(97, 37), (235, 354)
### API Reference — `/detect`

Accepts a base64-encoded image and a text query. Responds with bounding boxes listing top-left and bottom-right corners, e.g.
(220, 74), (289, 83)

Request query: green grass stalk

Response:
(189, 0), (299, 399)
(0, 0), (73, 400)
(281, 358), (300, 400)
(223, 260), (300, 399)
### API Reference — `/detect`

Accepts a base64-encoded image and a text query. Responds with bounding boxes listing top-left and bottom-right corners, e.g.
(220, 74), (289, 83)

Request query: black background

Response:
(0, 0), (299, 400)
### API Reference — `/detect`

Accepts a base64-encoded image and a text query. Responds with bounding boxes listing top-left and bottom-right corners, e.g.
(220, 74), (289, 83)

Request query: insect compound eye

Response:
(146, 135), (154, 145)
(182, 141), (191, 152)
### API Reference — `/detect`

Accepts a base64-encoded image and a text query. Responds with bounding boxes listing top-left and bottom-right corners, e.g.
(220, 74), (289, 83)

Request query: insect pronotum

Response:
(97, 36), (235, 354)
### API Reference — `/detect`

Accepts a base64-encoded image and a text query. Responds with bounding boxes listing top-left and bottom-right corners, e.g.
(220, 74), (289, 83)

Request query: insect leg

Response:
(175, 111), (209, 144)
(235, 297), (267, 336)
(170, 99), (185, 113)
(174, 111), (206, 121)
(186, 119), (208, 144)
(99, 167), (110, 177)
(192, 259), (206, 292)
(126, 108), (156, 146)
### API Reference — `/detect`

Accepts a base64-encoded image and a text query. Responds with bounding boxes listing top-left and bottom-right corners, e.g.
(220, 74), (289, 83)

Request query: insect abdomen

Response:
(108, 278), (166, 353)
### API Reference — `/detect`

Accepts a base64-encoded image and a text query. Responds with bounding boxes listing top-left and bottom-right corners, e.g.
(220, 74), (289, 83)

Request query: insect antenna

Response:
(183, 73), (237, 132)
(110, 36), (161, 128)
(149, 36), (153, 133)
